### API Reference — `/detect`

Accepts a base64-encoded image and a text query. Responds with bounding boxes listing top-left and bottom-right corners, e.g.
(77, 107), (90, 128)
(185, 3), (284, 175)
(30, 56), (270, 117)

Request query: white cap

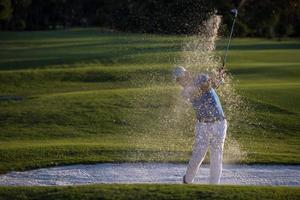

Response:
(173, 66), (186, 81)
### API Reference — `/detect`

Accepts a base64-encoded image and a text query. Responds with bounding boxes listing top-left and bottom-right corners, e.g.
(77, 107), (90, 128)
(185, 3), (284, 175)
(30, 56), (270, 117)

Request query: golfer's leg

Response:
(209, 120), (227, 184)
(185, 121), (210, 183)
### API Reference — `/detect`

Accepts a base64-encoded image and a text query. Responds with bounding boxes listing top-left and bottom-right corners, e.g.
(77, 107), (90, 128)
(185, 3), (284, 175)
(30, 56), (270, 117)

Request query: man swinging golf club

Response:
(173, 66), (227, 184)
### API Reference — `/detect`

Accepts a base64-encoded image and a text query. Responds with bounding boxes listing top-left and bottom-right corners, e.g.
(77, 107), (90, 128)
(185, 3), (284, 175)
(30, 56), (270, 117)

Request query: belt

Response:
(197, 117), (225, 123)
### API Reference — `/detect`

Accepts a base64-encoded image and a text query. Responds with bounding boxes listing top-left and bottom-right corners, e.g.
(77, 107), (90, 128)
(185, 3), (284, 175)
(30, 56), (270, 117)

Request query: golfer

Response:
(173, 66), (227, 184)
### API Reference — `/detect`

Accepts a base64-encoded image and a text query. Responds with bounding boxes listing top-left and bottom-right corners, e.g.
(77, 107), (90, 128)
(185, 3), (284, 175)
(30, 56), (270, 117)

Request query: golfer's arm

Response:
(200, 80), (211, 91)
(207, 75), (222, 89)
(190, 81), (211, 98)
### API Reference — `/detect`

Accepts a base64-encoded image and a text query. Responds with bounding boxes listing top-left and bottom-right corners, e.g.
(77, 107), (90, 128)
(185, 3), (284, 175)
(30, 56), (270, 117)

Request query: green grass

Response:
(0, 29), (300, 174)
(0, 184), (299, 200)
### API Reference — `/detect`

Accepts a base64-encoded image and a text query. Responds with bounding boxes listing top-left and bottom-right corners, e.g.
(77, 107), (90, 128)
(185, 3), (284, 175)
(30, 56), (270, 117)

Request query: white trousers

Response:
(185, 119), (227, 184)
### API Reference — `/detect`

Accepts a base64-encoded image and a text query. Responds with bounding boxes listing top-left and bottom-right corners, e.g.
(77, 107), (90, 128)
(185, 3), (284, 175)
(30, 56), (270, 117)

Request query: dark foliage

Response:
(0, 0), (299, 38)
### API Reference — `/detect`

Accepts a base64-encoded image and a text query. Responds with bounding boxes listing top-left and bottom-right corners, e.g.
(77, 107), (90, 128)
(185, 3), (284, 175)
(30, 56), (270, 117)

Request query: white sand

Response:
(0, 163), (299, 186)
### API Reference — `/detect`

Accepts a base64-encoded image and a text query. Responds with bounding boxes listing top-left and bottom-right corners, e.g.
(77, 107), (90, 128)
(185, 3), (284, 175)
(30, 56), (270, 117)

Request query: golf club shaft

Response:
(223, 10), (238, 67)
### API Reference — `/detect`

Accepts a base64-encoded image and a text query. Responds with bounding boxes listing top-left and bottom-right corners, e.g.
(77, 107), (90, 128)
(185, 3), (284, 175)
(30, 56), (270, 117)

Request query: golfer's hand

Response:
(210, 66), (227, 88)
(217, 66), (227, 81)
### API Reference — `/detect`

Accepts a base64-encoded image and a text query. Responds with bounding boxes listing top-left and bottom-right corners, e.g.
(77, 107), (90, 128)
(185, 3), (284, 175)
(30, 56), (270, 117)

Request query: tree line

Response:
(0, 0), (299, 38)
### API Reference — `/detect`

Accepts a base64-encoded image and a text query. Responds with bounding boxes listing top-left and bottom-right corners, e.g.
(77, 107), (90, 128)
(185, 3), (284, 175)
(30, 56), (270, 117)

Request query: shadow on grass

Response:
(216, 43), (300, 51)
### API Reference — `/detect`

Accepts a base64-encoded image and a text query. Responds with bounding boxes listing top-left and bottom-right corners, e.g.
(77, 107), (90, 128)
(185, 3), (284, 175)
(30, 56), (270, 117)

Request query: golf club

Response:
(222, 0), (248, 68)
(222, 8), (238, 68)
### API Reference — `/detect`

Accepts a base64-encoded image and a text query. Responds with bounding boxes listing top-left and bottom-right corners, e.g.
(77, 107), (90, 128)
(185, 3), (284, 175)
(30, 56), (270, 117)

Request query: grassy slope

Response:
(0, 185), (299, 200)
(0, 29), (300, 173)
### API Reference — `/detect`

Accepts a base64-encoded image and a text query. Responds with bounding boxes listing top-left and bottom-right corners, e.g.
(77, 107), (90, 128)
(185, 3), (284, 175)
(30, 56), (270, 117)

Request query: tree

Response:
(0, 0), (13, 20)
(0, 0), (299, 37)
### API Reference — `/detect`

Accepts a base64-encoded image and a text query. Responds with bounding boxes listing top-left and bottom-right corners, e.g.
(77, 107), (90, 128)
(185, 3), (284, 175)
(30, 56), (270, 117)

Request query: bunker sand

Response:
(0, 163), (299, 186)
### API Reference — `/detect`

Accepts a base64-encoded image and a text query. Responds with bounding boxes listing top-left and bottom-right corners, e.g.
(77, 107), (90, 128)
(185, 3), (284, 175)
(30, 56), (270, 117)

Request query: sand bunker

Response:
(0, 163), (299, 186)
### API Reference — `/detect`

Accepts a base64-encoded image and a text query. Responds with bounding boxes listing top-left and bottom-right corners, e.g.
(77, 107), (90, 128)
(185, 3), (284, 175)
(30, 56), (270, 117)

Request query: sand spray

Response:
(127, 14), (249, 164)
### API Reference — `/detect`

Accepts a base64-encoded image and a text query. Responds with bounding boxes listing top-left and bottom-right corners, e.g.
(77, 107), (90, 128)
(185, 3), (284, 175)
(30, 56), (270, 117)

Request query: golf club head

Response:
(231, 8), (238, 17)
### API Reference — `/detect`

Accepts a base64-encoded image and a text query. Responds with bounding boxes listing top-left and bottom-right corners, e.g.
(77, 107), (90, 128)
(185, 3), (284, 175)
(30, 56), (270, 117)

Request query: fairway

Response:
(0, 29), (300, 174)
(1, 184), (300, 200)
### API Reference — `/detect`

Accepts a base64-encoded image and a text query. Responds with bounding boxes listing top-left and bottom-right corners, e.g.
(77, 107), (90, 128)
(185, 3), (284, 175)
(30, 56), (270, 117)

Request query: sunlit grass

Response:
(0, 29), (299, 173)
(0, 184), (299, 200)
